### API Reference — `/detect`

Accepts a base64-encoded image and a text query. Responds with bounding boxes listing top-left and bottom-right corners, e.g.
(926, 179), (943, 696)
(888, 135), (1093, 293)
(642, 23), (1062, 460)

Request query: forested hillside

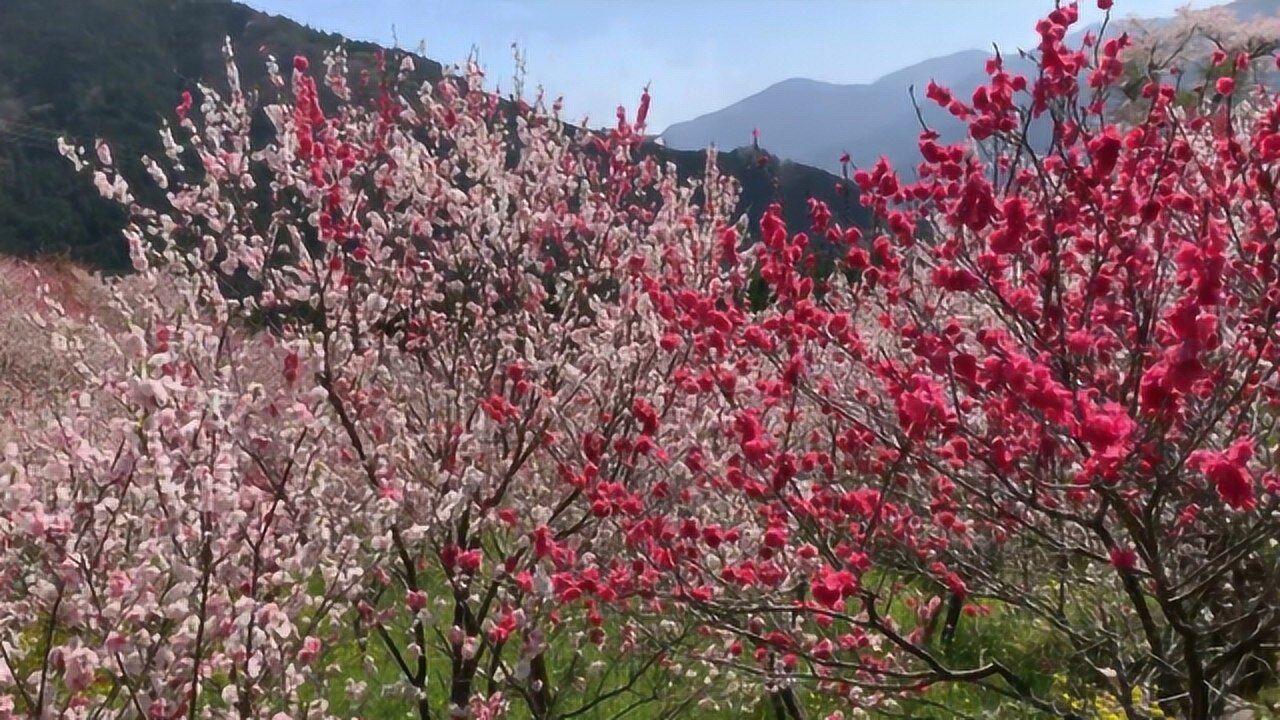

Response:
(0, 0), (864, 271)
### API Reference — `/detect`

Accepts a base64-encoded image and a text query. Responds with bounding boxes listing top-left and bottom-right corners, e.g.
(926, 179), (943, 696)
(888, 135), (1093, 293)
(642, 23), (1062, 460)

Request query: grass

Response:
(292, 583), (1080, 720)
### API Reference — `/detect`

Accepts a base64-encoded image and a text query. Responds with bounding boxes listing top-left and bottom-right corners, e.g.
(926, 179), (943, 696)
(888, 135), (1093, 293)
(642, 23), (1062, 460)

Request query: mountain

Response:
(660, 0), (1279, 174)
(663, 49), (996, 175)
(0, 0), (865, 272)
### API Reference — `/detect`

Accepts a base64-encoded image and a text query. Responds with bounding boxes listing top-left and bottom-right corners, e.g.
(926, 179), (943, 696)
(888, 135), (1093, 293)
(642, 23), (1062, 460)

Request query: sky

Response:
(242, 0), (1228, 132)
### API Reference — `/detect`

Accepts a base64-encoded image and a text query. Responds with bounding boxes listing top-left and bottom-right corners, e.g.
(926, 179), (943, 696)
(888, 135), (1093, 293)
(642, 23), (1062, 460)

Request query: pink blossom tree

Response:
(4, 40), (738, 719)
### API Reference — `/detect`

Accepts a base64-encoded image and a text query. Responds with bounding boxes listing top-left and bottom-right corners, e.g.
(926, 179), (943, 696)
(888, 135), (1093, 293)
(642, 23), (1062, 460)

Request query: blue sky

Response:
(243, 0), (1225, 131)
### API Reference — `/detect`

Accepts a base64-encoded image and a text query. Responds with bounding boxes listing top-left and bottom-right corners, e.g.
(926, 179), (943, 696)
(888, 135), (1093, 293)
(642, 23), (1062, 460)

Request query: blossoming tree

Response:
(10, 2), (1280, 719)
(3, 41), (738, 719)
(626, 3), (1280, 719)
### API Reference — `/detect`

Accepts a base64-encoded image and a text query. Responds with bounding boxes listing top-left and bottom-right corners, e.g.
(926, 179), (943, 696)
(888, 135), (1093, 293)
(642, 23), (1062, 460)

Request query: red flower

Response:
(896, 374), (949, 439)
(457, 549), (484, 574)
(1109, 548), (1138, 572)
(175, 90), (193, 121)
(811, 566), (859, 609)
(1189, 438), (1257, 510)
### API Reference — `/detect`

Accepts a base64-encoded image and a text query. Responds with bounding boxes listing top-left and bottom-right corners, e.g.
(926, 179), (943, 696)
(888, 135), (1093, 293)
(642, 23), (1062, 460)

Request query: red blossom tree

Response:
(619, 3), (1280, 718)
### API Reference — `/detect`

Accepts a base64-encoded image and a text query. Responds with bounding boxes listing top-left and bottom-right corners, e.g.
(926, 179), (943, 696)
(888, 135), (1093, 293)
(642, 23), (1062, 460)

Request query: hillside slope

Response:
(0, 0), (864, 271)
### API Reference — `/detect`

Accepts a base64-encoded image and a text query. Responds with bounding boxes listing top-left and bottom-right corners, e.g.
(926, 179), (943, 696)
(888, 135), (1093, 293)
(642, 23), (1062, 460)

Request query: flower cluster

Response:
(8, 2), (1280, 718)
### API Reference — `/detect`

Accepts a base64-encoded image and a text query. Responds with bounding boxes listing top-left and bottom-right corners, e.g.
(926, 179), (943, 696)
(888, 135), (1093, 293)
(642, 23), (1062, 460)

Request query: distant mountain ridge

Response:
(0, 0), (865, 271)
(660, 0), (1279, 173)
(663, 48), (995, 174)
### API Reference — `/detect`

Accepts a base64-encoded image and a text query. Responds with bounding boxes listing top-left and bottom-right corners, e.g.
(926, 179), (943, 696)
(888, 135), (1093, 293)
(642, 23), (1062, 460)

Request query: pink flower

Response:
(298, 636), (322, 664)
(63, 647), (98, 692)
